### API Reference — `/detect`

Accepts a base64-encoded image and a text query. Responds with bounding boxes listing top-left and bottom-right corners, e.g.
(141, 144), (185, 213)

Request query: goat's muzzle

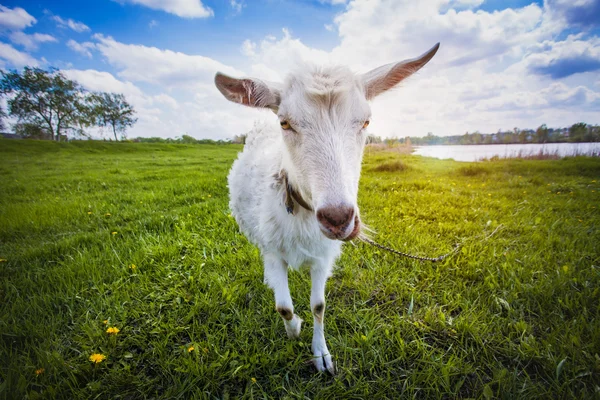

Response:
(316, 205), (360, 241)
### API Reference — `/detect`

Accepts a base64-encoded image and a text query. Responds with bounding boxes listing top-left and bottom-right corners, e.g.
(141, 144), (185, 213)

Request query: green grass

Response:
(1, 139), (599, 399)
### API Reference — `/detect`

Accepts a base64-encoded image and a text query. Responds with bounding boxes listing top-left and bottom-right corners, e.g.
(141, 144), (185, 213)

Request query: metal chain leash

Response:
(360, 236), (461, 262)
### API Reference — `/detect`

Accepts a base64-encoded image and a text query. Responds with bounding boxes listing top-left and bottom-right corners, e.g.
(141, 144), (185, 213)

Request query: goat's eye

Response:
(363, 120), (370, 129)
(280, 121), (291, 130)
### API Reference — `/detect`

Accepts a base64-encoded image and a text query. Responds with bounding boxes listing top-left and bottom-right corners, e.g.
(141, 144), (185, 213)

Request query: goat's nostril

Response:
(316, 205), (355, 230)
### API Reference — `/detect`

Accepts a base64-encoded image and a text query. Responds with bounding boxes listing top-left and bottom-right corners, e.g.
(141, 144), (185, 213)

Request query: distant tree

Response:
(366, 134), (382, 144)
(568, 123), (587, 142)
(180, 134), (198, 144)
(471, 131), (482, 145)
(0, 105), (6, 131)
(589, 125), (600, 142)
(89, 92), (137, 141)
(501, 130), (513, 144)
(14, 122), (48, 139)
(0, 67), (86, 141)
(72, 95), (98, 139)
(535, 124), (549, 143)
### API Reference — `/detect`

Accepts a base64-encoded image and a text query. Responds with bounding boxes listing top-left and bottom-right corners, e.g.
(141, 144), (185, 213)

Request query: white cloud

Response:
(240, 39), (256, 57)
(51, 15), (90, 32)
(9, 32), (57, 51)
(449, 0), (485, 9)
(0, 42), (39, 67)
(523, 35), (600, 79)
(116, 0), (213, 18)
(230, 0), (244, 15)
(92, 34), (242, 88)
(546, 0), (600, 29)
(329, 0), (558, 70)
(0, 5), (36, 31)
(149, 19), (159, 28)
(241, 28), (331, 81)
(64, 69), (144, 99)
(67, 39), (95, 58)
(474, 82), (600, 112)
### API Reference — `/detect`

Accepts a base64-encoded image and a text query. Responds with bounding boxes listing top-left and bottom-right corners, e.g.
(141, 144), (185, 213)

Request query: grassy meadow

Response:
(1, 139), (599, 399)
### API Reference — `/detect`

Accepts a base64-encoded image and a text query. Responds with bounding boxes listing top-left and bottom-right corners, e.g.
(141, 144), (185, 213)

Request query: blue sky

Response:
(0, 0), (599, 139)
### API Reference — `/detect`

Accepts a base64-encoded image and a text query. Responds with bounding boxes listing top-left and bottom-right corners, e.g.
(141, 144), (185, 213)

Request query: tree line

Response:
(0, 67), (137, 141)
(368, 123), (600, 146)
(130, 134), (230, 145)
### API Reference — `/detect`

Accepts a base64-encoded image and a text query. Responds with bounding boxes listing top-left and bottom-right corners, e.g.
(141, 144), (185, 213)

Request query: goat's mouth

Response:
(319, 214), (361, 242)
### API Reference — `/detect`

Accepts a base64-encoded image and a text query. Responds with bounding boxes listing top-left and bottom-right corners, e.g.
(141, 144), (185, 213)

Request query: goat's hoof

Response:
(284, 314), (302, 339)
(313, 352), (335, 375)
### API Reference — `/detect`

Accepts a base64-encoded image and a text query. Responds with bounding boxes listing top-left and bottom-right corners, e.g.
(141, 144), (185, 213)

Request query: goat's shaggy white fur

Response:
(216, 43), (440, 374)
(228, 120), (344, 268)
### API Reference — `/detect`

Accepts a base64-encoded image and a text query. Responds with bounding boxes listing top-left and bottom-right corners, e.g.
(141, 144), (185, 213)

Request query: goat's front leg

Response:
(263, 254), (302, 338)
(310, 265), (335, 374)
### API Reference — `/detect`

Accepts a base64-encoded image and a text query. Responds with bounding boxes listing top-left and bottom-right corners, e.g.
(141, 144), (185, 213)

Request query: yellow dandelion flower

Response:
(208, 194), (212, 198)
(251, 377), (257, 384)
(35, 368), (44, 375)
(111, 231), (118, 235)
(488, 193), (492, 196)
(105, 213), (111, 216)
(89, 353), (106, 364)
(188, 346), (194, 352)
(361, 335), (368, 341)
(102, 320), (108, 325)
(106, 327), (120, 335)
(129, 264), (136, 270)
(0, 258), (6, 262)
(87, 211), (92, 215)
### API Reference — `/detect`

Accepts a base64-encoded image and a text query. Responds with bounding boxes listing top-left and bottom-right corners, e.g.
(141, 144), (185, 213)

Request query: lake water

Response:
(413, 143), (600, 162)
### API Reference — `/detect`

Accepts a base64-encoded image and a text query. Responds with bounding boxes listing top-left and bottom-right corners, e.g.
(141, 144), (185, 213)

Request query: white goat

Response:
(215, 43), (439, 374)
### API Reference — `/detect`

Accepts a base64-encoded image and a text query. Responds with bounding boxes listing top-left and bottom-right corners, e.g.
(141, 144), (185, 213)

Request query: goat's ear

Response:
(362, 43), (440, 100)
(214, 73), (281, 111)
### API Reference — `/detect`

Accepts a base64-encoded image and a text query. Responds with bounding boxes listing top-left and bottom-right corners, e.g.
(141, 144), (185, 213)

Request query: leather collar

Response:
(275, 170), (313, 214)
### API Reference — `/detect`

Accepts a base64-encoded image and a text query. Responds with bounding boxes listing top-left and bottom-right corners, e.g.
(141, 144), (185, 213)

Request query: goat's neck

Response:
(280, 149), (311, 204)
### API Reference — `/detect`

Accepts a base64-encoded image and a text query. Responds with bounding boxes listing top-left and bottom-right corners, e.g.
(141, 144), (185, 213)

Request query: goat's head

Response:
(215, 43), (440, 241)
